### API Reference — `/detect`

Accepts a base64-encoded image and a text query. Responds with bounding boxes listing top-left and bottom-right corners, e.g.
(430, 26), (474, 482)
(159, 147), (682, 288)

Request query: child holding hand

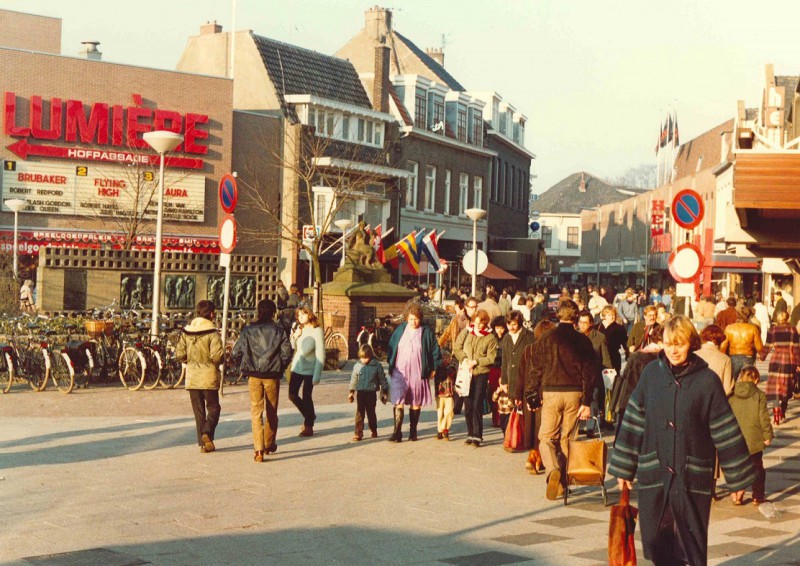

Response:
(729, 366), (774, 505)
(348, 344), (388, 441)
(434, 349), (457, 440)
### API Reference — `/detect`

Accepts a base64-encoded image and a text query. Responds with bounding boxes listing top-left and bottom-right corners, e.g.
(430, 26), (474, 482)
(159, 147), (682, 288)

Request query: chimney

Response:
(579, 172), (587, 192)
(425, 47), (444, 67)
(200, 20), (223, 35)
(78, 41), (102, 61)
(373, 46), (390, 113)
(365, 5), (392, 43)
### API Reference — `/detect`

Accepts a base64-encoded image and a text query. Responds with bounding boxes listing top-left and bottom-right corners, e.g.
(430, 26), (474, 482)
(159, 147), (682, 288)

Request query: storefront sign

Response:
(651, 199), (664, 237)
(4, 92), (209, 169)
(2, 160), (205, 221)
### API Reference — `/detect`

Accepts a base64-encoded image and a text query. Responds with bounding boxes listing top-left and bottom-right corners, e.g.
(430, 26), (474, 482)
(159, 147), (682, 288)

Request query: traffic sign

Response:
(529, 221), (540, 232)
(219, 214), (237, 253)
(462, 249), (488, 275)
(218, 174), (238, 214)
(672, 189), (704, 230)
(302, 224), (318, 242)
(668, 242), (704, 283)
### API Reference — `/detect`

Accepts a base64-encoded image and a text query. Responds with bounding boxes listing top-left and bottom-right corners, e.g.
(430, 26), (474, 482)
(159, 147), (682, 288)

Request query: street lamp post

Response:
(465, 208), (486, 297)
(334, 218), (353, 267)
(143, 131), (184, 338)
(5, 198), (27, 279)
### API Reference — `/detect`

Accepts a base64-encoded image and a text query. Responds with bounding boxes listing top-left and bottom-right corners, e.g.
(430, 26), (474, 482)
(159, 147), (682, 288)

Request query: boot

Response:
(409, 408), (421, 441)
(388, 407), (404, 442)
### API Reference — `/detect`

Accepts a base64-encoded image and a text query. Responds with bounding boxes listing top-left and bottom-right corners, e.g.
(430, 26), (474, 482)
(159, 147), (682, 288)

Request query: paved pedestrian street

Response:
(1, 368), (799, 566)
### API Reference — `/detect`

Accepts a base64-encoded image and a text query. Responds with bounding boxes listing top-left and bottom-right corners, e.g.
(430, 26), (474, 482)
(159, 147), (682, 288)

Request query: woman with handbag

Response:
(386, 302), (442, 442)
(453, 309), (498, 447)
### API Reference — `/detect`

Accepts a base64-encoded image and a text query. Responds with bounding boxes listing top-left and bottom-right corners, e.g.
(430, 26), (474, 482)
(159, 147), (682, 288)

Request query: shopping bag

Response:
(608, 484), (638, 566)
(454, 361), (472, 397)
(503, 409), (524, 451)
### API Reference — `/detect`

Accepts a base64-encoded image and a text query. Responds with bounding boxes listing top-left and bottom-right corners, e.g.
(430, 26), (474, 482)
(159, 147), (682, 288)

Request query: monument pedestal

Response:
(321, 265), (415, 359)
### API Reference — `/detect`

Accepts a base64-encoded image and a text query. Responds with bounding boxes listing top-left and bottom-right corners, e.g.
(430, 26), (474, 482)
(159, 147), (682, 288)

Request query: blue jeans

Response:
(730, 354), (755, 382)
(464, 373), (489, 441)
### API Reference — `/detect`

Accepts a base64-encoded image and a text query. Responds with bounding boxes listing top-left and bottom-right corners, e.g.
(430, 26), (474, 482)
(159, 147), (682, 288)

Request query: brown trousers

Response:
(538, 391), (582, 471)
(249, 377), (279, 451)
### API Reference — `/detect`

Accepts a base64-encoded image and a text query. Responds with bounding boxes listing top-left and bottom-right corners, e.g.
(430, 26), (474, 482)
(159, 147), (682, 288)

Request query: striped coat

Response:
(608, 352), (754, 566)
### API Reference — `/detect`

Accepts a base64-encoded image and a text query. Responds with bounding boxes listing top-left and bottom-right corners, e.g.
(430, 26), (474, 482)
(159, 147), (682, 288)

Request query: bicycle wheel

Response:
(72, 347), (92, 390)
(158, 345), (183, 389)
(141, 346), (161, 390)
(0, 351), (12, 393)
(368, 333), (389, 362)
(118, 347), (145, 390)
(27, 346), (49, 391)
(325, 333), (349, 370)
(50, 351), (75, 394)
(104, 336), (121, 381)
(356, 328), (369, 348)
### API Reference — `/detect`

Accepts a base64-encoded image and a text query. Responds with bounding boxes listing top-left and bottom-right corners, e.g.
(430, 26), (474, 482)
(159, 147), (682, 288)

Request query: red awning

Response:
(481, 262), (519, 280)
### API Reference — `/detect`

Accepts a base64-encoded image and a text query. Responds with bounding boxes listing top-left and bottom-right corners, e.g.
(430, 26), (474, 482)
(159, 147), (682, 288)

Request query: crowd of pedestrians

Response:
(174, 281), (798, 565)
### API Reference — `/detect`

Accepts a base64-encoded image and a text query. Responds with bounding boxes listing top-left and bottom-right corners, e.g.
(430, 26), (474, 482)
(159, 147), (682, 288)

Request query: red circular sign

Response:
(671, 189), (704, 230)
(668, 242), (704, 283)
(219, 214), (237, 253)
(218, 174), (238, 214)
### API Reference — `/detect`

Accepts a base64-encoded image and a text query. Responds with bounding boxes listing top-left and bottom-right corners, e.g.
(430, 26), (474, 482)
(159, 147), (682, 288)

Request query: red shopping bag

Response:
(503, 409), (524, 451)
(608, 484), (638, 566)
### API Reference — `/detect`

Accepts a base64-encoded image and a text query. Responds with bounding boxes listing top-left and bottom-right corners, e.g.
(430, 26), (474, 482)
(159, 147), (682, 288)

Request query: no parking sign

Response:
(672, 189), (704, 229)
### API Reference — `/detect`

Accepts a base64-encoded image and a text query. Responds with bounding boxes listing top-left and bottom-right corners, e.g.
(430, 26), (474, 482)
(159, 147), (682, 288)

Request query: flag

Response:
(373, 225), (385, 264)
(667, 115), (673, 143)
(659, 120), (667, 148)
(655, 124), (660, 155)
(396, 231), (419, 275)
(422, 230), (442, 271)
(674, 115), (680, 146)
(383, 243), (399, 268)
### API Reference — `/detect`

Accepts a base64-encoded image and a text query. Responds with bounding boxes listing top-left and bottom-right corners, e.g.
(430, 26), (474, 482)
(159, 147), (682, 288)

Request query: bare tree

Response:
(612, 163), (658, 190)
(238, 122), (400, 313)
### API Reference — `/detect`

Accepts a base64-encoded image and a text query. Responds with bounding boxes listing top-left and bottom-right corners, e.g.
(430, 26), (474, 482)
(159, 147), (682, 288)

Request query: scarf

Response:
(468, 323), (491, 337)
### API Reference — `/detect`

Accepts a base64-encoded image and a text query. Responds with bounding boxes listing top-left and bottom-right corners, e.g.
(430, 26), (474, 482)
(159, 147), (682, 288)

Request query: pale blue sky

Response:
(3, 0), (800, 192)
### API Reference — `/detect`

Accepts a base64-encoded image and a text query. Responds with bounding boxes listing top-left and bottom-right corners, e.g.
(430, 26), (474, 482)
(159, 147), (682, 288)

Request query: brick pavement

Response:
(1, 364), (799, 565)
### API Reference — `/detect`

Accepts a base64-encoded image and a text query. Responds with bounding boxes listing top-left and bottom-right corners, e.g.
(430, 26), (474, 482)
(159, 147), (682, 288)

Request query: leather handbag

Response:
(608, 483), (638, 565)
(525, 389), (542, 411)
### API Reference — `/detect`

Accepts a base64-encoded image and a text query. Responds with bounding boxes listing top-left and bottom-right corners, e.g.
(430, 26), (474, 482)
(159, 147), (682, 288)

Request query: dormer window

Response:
(415, 87), (427, 129)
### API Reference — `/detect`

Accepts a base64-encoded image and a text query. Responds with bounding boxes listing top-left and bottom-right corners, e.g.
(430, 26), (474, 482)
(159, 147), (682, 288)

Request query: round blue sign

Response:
(529, 221), (540, 232)
(671, 189), (704, 230)
(218, 174), (238, 214)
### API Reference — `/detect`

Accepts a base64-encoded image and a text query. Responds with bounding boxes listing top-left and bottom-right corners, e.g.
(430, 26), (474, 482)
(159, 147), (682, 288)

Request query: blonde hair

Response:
(662, 315), (701, 352)
(358, 343), (374, 359)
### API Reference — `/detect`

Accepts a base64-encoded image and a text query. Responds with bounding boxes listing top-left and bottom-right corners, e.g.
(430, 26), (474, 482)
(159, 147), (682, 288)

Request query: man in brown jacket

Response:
(722, 307), (763, 382)
(715, 297), (738, 331)
(524, 300), (595, 499)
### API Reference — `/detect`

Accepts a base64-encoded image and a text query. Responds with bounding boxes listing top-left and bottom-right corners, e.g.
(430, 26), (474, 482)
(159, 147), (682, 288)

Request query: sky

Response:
(3, 0), (800, 193)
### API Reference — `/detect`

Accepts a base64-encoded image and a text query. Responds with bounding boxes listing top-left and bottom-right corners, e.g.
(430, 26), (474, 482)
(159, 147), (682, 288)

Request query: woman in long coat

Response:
(386, 302), (441, 442)
(760, 309), (800, 423)
(609, 316), (754, 565)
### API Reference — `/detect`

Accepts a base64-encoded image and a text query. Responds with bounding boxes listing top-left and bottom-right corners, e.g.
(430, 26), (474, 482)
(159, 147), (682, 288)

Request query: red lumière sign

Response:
(4, 93), (209, 169)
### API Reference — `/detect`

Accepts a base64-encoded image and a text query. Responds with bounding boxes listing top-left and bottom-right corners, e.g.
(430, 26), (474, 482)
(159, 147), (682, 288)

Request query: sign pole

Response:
(219, 252), (232, 396)
(217, 172), (239, 397)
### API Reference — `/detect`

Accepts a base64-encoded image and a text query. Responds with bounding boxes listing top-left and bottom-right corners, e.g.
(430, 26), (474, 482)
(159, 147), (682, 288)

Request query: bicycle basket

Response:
(323, 312), (346, 329)
(85, 320), (112, 336)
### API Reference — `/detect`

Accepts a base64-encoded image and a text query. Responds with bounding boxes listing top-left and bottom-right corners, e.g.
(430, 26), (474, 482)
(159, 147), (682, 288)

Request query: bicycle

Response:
(321, 311), (349, 370)
(7, 317), (53, 392)
(149, 315), (186, 389)
(221, 310), (249, 386)
(83, 301), (123, 385)
(355, 314), (399, 362)
(117, 322), (160, 391)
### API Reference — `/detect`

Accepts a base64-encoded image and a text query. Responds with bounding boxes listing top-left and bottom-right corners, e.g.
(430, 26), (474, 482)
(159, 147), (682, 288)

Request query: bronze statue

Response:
(345, 221), (382, 269)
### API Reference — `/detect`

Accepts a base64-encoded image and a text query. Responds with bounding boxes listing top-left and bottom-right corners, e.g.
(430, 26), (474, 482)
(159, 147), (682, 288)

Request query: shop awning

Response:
(481, 262), (519, 280)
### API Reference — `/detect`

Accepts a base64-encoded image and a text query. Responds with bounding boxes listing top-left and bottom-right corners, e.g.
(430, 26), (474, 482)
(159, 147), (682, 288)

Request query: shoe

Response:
(299, 427), (314, 437)
(437, 432), (444, 440)
(254, 450), (264, 463)
(546, 470), (562, 500)
(464, 438), (473, 445)
(352, 434), (363, 442)
(370, 431), (378, 438)
(443, 430), (450, 441)
(753, 498), (765, 506)
(731, 492), (744, 505)
(201, 433), (215, 453)
(408, 408), (420, 442)
(389, 407), (404, 442)
(266, 443), (278, 455)
(472, 439), (481, 448)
